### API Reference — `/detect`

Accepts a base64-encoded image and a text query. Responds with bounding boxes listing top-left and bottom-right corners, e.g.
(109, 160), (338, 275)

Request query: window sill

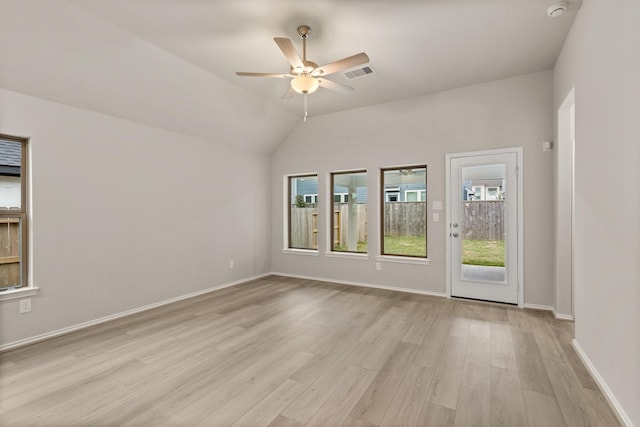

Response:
(0, 286), (40, 301)
(375, 255), (430, 266)
(325, 252), (369, 260)
(282, 248), (319, 256)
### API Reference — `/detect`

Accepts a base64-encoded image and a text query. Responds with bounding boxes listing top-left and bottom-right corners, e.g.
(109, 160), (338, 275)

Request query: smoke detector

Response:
(547, 1), (569, 17)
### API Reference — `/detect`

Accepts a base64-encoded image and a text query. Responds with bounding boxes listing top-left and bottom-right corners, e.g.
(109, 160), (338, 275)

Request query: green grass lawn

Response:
(333, 241), (368, 252)
(333, 235), (427, 257)
(383, 235), (426, 257)
(462, 239), (505, 266)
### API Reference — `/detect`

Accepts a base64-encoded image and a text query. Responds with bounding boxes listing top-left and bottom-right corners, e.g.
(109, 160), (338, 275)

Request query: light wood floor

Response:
(0, 276), (621, 426)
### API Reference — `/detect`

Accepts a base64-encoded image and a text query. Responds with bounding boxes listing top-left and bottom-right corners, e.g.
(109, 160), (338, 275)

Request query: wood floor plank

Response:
(341, 416), (377, 427)
(194, 351), (314, 426)
(522, 389), (567, 427)
(378, 363), (435, 427)
(584, 388), (624, 427)
(305, 366), (376, 427)
(266, 415), (304, 427)
(0, 276), (624, 427)
(280, 349), (359, 424)
(490, 366), (528, 427)
(461, 359), (490, 392)
(511, 330), (555, 395)
(230, 379), (307, 427)
(349, 342), (418, 425)
(454, 386), (490, 427)
(490, 321), (518, 371)
(543, 359), (602, 427)
(417, 403), (456, 427)
(426, 335), (468, 410)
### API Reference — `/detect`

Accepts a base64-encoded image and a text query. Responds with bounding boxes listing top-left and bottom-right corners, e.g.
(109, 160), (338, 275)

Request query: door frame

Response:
(445, 147), (524, 307)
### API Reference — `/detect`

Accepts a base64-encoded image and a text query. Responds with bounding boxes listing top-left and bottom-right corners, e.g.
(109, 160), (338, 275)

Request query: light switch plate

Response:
(433, 213), (440, 222)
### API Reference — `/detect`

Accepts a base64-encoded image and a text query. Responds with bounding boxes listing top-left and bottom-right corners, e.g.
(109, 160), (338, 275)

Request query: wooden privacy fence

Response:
(383, 202), (426, 237)
(463, 201), (505, 240)
(290, 205), (318, 249)
(0, 218), (20, 288)
(290, 204), (368, 248)
(291, 201), (503, 246)
(333, 204), (367, 246)
(292, 203), (430, 248)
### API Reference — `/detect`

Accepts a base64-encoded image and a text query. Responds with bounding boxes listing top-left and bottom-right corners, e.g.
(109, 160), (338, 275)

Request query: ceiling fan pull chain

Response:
(304, 94), (309, 122)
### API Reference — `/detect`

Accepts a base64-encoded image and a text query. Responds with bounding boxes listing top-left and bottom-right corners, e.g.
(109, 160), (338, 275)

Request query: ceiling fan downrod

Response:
(297, 25), (311, 62)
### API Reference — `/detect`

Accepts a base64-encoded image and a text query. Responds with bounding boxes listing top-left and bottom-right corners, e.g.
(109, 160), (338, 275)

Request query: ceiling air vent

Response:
(344, 65), (374, 80)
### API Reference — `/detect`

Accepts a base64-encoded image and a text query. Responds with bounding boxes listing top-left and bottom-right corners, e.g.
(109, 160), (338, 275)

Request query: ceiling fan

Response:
(236, 25), (369, 118)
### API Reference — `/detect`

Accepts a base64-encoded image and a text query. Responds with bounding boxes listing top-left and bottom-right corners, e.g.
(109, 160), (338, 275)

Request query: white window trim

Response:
(0, 286), (40, 301)
(325, 251), (369, 260)
(282, 248), (319, 256)
(376, 255), (430, 265)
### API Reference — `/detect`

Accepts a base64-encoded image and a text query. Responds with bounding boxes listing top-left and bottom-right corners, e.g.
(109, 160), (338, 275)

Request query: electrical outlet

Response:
(375, 262), (382, 271)
(433, 213), (440, 222)
(19, 298), (31, 314)
(229, 260), (234, 269)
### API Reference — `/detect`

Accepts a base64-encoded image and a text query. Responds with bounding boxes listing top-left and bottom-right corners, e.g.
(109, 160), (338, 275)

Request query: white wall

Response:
(554, 1), (640, 425)
(271, 71), (554, 306)
(0, 89), (272, 347)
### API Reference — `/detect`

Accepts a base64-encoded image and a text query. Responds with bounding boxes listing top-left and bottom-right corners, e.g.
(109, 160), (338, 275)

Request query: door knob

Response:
(452, 233), (459, 238)
(452, 223), (458, 228)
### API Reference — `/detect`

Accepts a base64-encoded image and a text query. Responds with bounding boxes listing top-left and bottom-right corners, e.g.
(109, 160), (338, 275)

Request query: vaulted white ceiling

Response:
(0, 0), (580, 153)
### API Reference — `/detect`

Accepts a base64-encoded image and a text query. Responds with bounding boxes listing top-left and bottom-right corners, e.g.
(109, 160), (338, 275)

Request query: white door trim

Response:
(445, 147), (524, 307)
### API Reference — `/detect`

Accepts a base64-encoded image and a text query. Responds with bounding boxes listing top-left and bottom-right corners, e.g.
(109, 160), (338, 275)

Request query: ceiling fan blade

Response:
(317, 78), (354, 94)
(282, 86), (296, 99)
(236, 72), (293, 78)
(274, 37), (304, 70)
(313, 52), (369, 77)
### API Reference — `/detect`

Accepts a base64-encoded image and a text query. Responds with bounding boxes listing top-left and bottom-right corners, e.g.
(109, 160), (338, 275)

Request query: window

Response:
(333, 193), (349, 203)
(381, 166), (427, 257)
(0, 135), (28, 290)
(288, 175), (318, 250)
(331, 171), (367, 253)
(303, 194), (318, 204)
(405, 190), (426, 202)
(385, 188), (400, 202)
(471, 185), (485, 200)
(486, 186), (500, 200)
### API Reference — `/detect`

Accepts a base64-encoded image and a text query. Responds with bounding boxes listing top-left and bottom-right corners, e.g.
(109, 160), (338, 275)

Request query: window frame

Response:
(287, 173), (319, 251)
(0, 134), (28, 291)
(486, 186), (500, 200)
(380, 165), (428, 258)
(330, 170), (367, 254)
(404, 189), (426, 202)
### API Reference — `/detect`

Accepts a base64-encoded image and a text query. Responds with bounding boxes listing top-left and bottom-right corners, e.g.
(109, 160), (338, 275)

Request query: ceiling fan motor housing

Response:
(297, 25), (311, 38)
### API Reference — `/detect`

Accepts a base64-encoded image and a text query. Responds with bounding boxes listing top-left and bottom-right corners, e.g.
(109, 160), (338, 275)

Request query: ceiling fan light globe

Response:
(291, 74), (319, 94)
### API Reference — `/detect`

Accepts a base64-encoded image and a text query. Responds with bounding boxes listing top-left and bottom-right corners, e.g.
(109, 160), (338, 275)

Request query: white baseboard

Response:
(523, 303), (555, 311)
(571, 339), (634, 427)
(523, 303), (574, 321)
(270, 271), (447, 298)
(553, 312), (574, 321)
(0, 273), (270, 353)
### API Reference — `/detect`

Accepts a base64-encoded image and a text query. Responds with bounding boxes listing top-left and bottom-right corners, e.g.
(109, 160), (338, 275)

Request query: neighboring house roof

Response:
(0, 140), (21, 176)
